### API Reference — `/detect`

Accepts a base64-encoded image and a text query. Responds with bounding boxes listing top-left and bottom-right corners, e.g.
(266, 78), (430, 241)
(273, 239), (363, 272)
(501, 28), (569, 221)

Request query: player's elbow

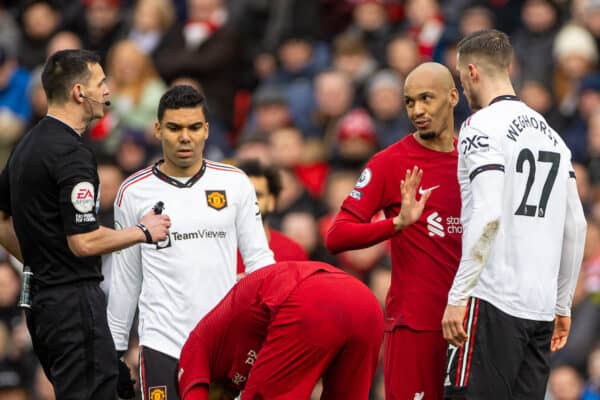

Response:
(325, 229), (343, 254)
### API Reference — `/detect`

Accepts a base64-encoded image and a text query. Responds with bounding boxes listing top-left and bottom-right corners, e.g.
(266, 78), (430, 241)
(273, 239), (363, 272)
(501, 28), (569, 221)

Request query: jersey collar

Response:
(489, 95), (520, 106)
(152, 159), (207, 188)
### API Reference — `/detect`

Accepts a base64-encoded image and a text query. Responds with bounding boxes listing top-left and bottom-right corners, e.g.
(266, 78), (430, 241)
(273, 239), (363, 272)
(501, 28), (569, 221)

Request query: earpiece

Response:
(79, 93), (84, 98)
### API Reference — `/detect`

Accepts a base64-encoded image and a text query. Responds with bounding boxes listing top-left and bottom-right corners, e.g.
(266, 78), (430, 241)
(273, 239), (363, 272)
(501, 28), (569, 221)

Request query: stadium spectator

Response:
(386, 34), (421, 82)
(366, 69), (411, 149)
(104, 39), (166, 153)
(155, 0), (241, 137)
(77, 0), (128, 65)
(332, 32), (378, 107)
(236, 159), (307, 275)
(552, 24), (598, 122)
(178, 260), (384, 400)
(127, 0), (176, 57)
(0, 45), (30, 167)
(319, 170), (388, 280)
(305, 69), (354, 142)
(512, 0), (561, 87)
(17, 0), (61, 70)
(45, 30), (82, 58)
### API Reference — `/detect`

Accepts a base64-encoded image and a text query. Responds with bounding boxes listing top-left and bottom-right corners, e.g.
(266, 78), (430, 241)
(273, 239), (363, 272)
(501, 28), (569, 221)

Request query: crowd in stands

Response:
(1, 0), (600, 399)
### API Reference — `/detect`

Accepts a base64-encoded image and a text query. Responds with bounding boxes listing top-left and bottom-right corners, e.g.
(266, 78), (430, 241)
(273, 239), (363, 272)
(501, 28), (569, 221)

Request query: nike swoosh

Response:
(418, 185), (440, 195)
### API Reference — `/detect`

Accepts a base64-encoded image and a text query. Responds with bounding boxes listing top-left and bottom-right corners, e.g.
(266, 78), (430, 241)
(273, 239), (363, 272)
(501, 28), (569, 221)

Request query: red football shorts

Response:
(384, 326), (447, 400)
(242, 272), (384, 400)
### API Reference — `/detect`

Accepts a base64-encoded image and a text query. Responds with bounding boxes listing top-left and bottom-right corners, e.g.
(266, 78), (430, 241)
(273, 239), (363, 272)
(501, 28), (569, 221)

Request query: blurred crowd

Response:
(1, 0), (600, 399)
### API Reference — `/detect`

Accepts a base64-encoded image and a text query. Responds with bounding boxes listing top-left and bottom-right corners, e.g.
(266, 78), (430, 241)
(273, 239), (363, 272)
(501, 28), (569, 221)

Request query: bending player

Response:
(177, 261), (384, 400)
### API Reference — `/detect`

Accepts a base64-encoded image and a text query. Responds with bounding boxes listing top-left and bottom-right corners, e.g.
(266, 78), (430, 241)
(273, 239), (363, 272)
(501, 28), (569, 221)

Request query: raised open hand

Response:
(393, 166), (432, 231)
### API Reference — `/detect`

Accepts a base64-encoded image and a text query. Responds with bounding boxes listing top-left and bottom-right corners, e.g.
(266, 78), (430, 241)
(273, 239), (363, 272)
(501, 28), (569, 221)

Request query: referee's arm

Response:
(0, 163), (22, 261)
(0, 211), (22, 262)
(66, 214), (169, 257)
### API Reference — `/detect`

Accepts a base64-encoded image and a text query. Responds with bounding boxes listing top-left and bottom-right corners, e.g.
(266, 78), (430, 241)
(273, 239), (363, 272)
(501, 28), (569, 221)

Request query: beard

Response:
(260, 210), (271, 224)
(418, 131), (437, 140)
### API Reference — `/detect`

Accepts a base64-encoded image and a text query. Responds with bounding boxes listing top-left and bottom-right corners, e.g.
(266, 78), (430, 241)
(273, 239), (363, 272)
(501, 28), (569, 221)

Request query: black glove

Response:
(117, 351), (136, 399)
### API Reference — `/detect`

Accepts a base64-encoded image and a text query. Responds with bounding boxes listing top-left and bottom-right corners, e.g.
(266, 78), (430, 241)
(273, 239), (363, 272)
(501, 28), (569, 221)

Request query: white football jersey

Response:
(448, 97), (585, 321)
(106, 160), (275, 358)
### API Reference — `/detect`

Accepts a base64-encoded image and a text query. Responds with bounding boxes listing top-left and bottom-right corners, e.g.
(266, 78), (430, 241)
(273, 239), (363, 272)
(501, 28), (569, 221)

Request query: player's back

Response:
(461, 99), (573, 321)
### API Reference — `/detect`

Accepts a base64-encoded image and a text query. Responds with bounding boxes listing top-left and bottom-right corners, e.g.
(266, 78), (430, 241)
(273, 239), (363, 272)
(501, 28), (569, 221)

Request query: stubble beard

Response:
(418, 131), (438, 140)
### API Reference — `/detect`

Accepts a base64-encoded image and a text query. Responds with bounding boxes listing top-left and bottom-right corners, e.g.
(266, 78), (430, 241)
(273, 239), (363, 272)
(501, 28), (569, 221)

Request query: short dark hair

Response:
(157, 85), (208, 121)
(457, 29), (512, 71)
(41, 49), (100, 103)
(237, 159), (282, 199)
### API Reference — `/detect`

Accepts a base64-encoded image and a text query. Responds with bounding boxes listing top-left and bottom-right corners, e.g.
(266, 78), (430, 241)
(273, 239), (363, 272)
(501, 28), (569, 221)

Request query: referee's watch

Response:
(136, 223), (153, 243)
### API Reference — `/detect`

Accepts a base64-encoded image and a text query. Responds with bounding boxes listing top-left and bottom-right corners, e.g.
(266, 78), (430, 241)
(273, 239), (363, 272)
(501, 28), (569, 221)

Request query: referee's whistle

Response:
(153, 201), (165, 215)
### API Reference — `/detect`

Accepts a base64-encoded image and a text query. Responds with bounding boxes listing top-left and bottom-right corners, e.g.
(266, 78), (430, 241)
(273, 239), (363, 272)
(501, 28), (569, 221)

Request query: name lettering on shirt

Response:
(245, 349), (257, 366)
(506, 114), (558, 147)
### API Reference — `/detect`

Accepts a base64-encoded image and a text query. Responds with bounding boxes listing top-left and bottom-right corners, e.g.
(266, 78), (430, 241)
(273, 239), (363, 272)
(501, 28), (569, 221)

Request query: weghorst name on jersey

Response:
(506, 114), (558, 147)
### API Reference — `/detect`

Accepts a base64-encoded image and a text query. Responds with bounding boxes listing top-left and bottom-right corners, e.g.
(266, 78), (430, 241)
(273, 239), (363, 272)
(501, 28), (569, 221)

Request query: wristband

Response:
(136, 223), (153, 244)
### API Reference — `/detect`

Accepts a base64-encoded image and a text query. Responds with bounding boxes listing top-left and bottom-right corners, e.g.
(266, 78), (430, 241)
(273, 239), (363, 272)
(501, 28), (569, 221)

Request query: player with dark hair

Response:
(0, 49), (170, 399)
(442, 29), (586, 399)
(178, 260), (383, 400)
(236, 159), (307, 274)
(326, 62), (461, 399)
(107, 85), (274, 399)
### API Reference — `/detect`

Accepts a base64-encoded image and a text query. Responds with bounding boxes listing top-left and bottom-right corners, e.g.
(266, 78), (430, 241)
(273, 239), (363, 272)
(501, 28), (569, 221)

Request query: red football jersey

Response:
(237, 228), (308, 274)
(341, 134), (462, 330)
(178, 261), (342, 398)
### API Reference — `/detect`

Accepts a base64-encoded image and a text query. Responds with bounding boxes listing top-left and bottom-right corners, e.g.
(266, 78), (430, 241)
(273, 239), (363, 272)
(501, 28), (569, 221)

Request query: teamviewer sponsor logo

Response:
(172, 229), (227, 240)
(426, 212), (445, 237)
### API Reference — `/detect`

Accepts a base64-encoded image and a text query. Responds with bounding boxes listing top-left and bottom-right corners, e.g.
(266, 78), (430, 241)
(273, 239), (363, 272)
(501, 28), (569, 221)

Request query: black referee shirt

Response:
(0, 116), (102, 287)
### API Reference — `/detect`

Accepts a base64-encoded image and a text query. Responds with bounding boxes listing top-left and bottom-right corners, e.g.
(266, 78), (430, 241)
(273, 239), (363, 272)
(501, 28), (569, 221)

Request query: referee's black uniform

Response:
(0, 116), (117, 399)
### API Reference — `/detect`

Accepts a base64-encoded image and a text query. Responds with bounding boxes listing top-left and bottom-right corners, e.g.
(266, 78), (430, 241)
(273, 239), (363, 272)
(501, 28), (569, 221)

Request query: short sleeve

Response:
(54, 146), (100, 235)
(340, 158), (388, 222)
(458, 124), (505, 180)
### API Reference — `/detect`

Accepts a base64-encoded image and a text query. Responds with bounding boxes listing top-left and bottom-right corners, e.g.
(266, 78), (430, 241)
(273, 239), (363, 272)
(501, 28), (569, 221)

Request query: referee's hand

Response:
(139, 210), (171, 243)
(442, 304), (468, 347)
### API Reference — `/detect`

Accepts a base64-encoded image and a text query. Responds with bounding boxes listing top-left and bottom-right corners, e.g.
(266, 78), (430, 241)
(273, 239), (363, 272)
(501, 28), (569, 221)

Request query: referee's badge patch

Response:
(206, 190), (227, 210)
(149, 386), (167, 400)
(71, 182), (95, 213)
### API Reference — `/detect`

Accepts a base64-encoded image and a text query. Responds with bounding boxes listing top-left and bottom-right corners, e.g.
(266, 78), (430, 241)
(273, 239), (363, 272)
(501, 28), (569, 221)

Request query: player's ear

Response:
(204, 121), (209, 140)
(449, 87), (459, 107)
(468, 63), (478, 81)
(154, 121), (161, 141)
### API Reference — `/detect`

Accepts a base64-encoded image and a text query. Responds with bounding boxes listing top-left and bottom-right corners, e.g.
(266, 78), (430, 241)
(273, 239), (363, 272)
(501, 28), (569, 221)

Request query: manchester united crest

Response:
(206, 190), (227, 210)
(149, 386), (167, 400)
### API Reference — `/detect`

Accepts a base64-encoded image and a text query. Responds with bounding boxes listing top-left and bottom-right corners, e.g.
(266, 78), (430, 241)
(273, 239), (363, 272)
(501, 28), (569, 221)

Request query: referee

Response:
(0, 50), (171, 400)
